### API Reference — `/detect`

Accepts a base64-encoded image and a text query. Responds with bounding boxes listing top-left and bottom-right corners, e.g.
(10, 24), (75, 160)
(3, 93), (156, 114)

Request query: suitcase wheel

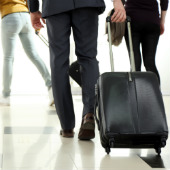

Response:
(155, 147), (161, 156)
(110, 141), (114, 148)
(161, 141), (166, 147)
(161, 137), (167, 147)
(109, 139), (115, 148)
(105, 147), (111, 154)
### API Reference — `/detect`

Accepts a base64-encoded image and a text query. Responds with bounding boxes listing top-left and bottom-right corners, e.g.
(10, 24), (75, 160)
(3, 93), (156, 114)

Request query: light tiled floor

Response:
(0, 95), (170, 170)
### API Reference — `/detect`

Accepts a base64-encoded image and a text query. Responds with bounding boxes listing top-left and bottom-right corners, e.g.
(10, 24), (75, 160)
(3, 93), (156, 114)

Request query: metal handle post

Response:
(106, 13), (136, 73)
(127, 20), (136, 72)
(35, 30), (49, 47)
(107, 17), (114, 72)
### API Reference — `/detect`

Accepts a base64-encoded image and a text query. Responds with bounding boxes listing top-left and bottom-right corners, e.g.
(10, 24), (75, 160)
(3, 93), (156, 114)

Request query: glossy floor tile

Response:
(0, 95), (170, 170)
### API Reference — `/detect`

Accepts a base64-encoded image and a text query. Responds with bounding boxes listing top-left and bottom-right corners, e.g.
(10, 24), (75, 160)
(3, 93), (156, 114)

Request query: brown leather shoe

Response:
(60, 129), (74, 138)
(78, 113), (95, 140)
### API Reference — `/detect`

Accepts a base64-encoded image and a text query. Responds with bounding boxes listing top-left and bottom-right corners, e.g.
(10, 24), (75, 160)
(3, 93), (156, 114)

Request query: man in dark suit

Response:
(28, 0), (126, 139)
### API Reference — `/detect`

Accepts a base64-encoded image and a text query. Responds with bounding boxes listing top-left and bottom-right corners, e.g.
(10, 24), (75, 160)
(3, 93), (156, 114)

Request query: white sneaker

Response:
(48, 87), (54, 106)
(0, 96), (10, 106)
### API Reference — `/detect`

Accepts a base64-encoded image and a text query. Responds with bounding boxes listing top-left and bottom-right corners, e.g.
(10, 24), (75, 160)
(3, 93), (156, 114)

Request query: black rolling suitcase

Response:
(69, 61), (81, 86)
(94, 14), (168, 155)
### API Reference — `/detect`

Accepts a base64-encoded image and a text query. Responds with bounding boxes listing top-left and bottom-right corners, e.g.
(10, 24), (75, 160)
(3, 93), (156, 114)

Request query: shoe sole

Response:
(78, 129), (95, 140)
(78, 122), (95, 140)
(82, 121), (95, 130)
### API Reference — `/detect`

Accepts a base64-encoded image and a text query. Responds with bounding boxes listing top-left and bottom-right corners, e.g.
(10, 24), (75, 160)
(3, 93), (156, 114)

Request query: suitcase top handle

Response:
(106, 9), (136, 72)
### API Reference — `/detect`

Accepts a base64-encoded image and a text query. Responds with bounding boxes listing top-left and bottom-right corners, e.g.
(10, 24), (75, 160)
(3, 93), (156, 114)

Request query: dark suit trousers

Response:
(46, 8), (99, 130)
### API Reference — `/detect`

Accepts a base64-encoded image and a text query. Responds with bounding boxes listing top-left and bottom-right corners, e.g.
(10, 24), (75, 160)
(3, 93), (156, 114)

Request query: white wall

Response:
(0, 1), (169, 96)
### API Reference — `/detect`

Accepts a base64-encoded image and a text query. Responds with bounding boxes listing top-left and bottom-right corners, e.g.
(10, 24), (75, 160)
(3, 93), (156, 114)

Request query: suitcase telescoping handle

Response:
(106, 10), (136, 72)
(35, 29), (49, 47)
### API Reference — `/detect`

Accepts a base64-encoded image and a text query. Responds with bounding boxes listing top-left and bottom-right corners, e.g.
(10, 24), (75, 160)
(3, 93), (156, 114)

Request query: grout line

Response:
(68, 153), (78, 170)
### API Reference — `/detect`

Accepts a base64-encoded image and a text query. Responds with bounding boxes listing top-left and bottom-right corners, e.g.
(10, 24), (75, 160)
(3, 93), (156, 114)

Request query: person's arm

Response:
(27, 0), (45, 30)
(111, 0), (126, 22)
(27, 0), (39, 13)
(160, 10), (167, 35)
(160, 0), (169, 35)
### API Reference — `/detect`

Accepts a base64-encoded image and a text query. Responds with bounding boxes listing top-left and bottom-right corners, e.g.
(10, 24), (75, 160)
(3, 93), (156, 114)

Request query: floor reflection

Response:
(140, 154), (170, 168)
